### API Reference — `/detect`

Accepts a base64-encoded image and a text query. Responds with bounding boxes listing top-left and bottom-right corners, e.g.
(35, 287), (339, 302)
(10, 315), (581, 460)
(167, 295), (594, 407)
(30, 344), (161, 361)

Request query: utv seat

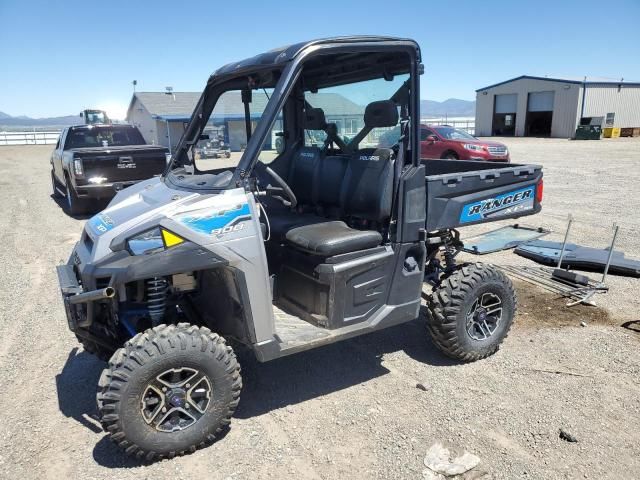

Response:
(285, 146), (394, 256)
(280, 100), (398, 257)
(286, 221), (382, 256)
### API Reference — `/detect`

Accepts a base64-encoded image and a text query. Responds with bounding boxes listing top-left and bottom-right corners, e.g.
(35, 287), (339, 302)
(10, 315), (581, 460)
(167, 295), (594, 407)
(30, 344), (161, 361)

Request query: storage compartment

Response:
(421, 159), (543, 231)
(275, 247), (395, 329)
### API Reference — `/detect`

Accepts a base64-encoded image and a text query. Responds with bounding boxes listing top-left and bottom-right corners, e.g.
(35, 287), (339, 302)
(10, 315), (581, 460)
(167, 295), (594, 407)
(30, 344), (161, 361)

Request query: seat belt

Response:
(388, 113), (410, 241)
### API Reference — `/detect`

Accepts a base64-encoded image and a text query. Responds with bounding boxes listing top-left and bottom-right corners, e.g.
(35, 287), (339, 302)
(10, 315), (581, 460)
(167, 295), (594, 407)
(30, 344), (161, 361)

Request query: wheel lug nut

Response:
(186, 383), (190, 388)
(162, 387), (167, 392)
(162, 407), (167, 412)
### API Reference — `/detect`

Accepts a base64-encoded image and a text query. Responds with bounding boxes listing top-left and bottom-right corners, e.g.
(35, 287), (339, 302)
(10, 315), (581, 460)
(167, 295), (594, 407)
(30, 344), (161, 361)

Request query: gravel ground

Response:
(0, 139), (638, 480)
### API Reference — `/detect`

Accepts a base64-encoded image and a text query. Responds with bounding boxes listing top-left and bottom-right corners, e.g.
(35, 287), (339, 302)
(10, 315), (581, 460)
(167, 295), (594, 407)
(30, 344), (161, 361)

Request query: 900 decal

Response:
(179, 203), (252, 237)
(460, 186), (534, 223)
(211, 223), (246, 236)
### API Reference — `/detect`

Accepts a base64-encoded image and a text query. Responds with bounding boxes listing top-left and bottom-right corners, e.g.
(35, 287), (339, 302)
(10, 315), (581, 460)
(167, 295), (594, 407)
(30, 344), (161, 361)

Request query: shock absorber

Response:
(442, 229), (461, 272)
(146, 277), (167, 324)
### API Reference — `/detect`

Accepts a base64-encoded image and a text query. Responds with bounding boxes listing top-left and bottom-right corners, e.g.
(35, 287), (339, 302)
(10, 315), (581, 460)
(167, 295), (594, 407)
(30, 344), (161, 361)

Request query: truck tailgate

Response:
(421, 159), (543, 231)
(72, 145), (168, 183)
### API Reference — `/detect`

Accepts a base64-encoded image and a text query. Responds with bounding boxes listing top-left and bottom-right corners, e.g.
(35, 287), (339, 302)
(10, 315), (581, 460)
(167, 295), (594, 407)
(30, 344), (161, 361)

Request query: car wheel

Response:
(97, 323), (242, 461)
(426, 263), (516, 362)
(442, 151), (459, 160)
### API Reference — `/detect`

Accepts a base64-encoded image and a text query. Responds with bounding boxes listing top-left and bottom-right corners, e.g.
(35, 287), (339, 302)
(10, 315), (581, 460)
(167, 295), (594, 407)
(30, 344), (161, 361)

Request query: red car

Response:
(420, 125), (510, 162)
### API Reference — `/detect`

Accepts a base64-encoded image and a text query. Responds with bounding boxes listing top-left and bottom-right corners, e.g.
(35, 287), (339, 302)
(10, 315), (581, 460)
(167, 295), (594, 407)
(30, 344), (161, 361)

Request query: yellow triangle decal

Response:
(161, 229), (184, 248)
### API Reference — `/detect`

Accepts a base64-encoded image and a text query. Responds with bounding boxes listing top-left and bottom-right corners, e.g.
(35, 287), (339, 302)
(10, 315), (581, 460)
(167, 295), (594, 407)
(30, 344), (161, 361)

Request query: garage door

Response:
(494, 94), (518, 113)
(527, 91), (554, 112)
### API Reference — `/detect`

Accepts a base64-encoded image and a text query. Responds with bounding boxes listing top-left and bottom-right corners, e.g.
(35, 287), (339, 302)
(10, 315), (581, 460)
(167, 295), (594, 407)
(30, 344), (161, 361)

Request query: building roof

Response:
(128, 92), (201, 119)
(128, 90), (364, 123)
(476, 75), (640, 92)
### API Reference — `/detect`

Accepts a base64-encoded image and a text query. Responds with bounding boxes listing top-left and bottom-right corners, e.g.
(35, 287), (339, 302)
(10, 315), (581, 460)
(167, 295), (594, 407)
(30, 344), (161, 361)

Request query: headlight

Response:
(73, 158), (84, 175)
(126, 227), (184, 255)
(463, 144), (485, 152)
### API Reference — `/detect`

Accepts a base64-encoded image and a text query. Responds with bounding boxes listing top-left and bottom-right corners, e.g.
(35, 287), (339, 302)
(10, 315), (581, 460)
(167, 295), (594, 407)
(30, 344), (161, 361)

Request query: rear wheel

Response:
(64, 176), (87, 215)
(97, 323), (242, 461)
(426, 263), (516, 361)
(51, 170), (63, 198)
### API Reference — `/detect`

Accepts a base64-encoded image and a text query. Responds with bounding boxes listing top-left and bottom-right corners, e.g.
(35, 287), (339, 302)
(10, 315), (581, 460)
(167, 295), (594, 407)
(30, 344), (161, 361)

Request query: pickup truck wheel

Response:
(97, 323), (242, 462)
(64, 177), (86, 215)
(426, 263), (516, 362)
(51, 171), (64, 198)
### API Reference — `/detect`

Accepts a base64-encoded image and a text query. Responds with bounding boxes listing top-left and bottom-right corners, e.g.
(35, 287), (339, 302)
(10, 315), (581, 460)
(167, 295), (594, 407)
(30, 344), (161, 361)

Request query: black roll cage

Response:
(166, 40), (421, 190)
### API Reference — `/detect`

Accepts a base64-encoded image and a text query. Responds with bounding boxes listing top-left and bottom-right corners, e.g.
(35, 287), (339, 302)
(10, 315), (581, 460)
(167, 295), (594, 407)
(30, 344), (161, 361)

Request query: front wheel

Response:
(97, 323), (242, 461)
(426, 263), (516, 362)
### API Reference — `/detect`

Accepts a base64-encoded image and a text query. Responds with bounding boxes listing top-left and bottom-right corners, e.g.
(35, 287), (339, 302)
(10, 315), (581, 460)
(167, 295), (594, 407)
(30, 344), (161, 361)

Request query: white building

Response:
(126, 91), (365, 152)
(475, 76), (640, 138)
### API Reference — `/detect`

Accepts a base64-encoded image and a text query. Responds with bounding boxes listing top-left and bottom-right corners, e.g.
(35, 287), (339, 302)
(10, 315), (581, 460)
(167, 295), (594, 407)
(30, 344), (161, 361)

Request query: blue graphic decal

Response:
(460, 186), (534, 223)
(179, 203), (251, 235)
(88, 213), (116, 235)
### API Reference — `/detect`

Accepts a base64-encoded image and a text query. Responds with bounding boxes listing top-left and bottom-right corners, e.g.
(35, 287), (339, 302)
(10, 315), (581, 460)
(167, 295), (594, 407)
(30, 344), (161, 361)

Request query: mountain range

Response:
(0, 98), (476, 128)
(0, 111), (82, 128)
(420, 98), (475, 117)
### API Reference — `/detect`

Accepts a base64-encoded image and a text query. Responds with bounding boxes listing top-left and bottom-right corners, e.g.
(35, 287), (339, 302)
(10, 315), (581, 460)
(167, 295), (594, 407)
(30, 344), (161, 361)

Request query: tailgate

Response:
(422, 159), (543, 231)
(73, 146), (168, 182)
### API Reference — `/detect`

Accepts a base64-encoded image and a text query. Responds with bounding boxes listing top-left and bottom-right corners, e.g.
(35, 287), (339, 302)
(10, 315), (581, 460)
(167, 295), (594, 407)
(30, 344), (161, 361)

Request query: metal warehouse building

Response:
(475, 76), (640, 138)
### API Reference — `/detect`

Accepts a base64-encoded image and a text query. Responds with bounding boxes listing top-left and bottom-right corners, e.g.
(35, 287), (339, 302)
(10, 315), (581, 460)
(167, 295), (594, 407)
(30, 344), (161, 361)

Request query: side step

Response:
(255, 302), (419, 362)
(272, 306), (331, 347)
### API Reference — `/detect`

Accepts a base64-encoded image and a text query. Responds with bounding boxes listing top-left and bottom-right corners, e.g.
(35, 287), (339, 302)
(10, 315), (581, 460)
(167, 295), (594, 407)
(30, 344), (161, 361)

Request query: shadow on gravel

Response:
(50, 194), (104, 220)
(55, 348), (156, 469)
(235, 312), (456, 419)
(56, 348), (104, 433)
(621, 320), (640, 334)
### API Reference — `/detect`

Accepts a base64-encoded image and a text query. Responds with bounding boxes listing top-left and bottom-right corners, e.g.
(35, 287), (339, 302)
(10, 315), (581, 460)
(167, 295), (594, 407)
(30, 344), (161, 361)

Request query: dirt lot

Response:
(0, 138), (639, 480)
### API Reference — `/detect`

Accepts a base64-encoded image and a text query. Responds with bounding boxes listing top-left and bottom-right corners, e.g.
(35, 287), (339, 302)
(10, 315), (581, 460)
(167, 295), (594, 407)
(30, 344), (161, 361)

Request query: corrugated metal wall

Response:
(476, 78), (581, 137)
(582, 84), (640, 127)
(127, 98), (159, 145)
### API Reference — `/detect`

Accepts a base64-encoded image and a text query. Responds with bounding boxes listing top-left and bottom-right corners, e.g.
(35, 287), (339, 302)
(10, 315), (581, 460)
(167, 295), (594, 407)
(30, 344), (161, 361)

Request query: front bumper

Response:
(56, 263), (84, 332)
(57, 239), (227, 331)
(468, 154), (510, 162)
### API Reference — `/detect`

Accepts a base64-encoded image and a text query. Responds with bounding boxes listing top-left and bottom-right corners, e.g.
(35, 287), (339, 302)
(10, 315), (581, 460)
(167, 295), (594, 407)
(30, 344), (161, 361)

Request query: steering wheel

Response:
(264, 166), (297, 209)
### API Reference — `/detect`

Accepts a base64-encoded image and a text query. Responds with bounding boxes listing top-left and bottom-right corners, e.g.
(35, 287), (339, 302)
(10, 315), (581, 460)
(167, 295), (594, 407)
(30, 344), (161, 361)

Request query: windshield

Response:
(433, 126), (476, 140)
(191, 89), (273, 173)
(65, 126), (146, 148)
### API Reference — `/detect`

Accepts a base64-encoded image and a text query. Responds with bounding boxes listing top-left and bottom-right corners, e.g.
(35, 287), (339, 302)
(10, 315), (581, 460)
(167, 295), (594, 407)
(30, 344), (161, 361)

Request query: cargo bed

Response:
(421, 159), (543, 231)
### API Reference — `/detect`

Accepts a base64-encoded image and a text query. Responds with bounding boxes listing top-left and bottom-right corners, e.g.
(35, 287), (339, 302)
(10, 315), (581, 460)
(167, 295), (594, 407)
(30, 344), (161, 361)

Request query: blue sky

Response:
(1, 0), (639, 118)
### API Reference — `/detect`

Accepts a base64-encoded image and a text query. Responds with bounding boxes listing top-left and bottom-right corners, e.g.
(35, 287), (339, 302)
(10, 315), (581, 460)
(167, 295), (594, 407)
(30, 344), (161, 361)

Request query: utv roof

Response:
(213, 36), (420, 77)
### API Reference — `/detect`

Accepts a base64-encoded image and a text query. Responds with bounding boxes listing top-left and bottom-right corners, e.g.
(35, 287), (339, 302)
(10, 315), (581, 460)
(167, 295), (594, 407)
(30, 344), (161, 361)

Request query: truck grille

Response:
(488, 146), (507, 156)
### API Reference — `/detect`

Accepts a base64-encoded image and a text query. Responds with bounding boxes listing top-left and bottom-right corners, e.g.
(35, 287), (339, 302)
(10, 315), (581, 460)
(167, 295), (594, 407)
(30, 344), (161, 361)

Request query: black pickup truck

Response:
(50, 124), (169, 214)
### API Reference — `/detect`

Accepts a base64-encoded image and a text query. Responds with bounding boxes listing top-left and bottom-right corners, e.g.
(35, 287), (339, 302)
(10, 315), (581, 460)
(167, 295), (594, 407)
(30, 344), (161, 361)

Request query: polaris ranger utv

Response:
(56, 36), (543, 461)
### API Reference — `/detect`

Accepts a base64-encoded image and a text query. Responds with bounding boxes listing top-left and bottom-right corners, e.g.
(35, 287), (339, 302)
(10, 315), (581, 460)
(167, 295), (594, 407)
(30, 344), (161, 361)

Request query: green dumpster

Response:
(575, 125), (601, 140)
